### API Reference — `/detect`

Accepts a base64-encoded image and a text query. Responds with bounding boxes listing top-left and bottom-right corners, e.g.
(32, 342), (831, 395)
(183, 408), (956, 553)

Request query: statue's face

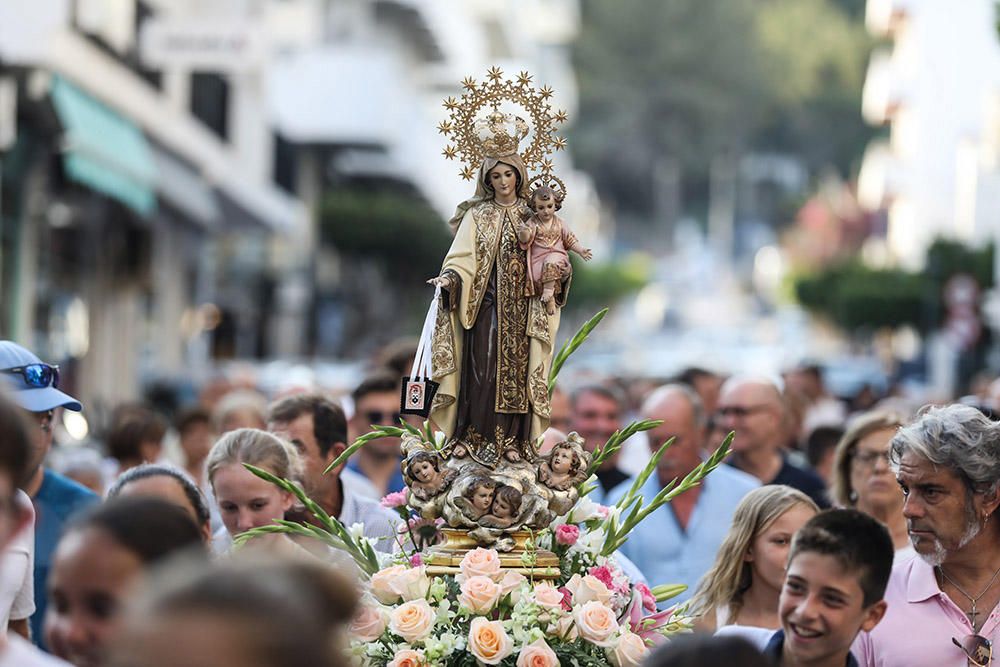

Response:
(552, 448), (573, 473)
(493, 495), (512, 518)
(487, 163), (518, 199)
(472, 485), (494, 511)
(413, 460), (435, 483)
(533, 196), (556, 223)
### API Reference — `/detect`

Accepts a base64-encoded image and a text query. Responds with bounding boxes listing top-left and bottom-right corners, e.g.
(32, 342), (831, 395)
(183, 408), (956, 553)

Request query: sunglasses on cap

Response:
(2, 363), (60, 389)
(954, 635), (992, 667)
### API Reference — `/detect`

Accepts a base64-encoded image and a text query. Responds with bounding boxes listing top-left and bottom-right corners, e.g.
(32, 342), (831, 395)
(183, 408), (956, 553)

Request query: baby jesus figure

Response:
(478, 485), (523, 529)
(403, 450), (453, 501)
(517, 186), (592, 315)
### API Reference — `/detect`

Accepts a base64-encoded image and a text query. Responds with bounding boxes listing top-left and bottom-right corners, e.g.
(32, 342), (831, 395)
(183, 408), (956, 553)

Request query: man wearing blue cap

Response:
(0, 341), (97, 648)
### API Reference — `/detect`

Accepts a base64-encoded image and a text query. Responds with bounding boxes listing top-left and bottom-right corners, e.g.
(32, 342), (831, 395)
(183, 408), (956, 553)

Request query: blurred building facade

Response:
(0, 0), (597, 417)
(0, 0), (306, 421)
(858, 0), (1000, 267)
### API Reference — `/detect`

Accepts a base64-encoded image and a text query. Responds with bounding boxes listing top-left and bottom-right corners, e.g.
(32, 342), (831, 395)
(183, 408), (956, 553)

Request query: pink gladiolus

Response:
(557, 587), (573, 611)
(623, 590), (677, 646)
(381, 491), (409, 509)
(554, 524), (580, 546)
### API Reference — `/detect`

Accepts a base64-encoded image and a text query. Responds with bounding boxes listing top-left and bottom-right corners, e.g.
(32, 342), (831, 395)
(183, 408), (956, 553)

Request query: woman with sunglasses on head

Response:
(689, 485), (819, 634)
(830, 410), (915, 563)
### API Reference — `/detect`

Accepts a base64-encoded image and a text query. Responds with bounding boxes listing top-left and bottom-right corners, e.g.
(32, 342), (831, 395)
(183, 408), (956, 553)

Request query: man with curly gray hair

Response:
(853, 404), (1000, 666)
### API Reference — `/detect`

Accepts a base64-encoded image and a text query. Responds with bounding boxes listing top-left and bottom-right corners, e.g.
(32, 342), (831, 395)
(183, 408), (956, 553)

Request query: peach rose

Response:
(516, 638), (559, 667)
(467, 616), (513, 665)
(349, 604), (387, 642)
(533, 583), (565, 610)
(371, 564), (408, 604)
(550, 614), (578, 642)
(500, 570), (527, 603)
(459, 547), (502, 582)
(389, 565), (431, 602)
(459, 575), (502, 614)
(389, 599), (436, 644)
(566, 574), (612, 606)
(574, 600), (619, 647)
(608, 631), (649, 667)
(388, 648), (426, 667)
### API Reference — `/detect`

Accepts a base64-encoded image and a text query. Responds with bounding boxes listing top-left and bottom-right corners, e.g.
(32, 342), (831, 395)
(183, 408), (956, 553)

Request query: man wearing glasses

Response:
(716, 376), (830, 509)
(0, 341), (97, 649)
(853, 404), (999, 666)
(346, 370), (412, 498)
(0, 394), (68, 665)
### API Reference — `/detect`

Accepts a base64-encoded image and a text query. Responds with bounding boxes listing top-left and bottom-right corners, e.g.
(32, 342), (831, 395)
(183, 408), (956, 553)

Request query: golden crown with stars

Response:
(438, 67), (568, 181)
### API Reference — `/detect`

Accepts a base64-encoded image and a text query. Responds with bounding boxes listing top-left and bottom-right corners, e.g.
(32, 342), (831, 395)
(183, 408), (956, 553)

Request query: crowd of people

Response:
(1, 337), (999, 667)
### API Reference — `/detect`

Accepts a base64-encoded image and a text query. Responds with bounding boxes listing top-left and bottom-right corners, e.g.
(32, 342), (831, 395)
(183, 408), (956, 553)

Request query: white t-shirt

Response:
(0, 490), (35, 632)
(0, 634), (71, 666)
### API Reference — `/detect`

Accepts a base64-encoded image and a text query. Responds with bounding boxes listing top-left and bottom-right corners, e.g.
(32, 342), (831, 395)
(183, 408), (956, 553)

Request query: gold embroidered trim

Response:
(430, 392), (455, 413)
(466, 204), (502, 324)
(529, 362), (551, 419)
(495, 209), (530, 413)
(431, 284), (457, 377)
(527, 297), (550, 344)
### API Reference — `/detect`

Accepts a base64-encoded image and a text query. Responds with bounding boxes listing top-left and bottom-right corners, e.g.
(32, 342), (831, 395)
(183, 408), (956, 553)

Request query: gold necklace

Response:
(938, 564), (1000, 630)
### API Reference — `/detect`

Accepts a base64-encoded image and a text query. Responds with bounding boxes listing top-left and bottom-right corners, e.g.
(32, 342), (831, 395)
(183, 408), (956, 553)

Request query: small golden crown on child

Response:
(474, 111), (530, 158)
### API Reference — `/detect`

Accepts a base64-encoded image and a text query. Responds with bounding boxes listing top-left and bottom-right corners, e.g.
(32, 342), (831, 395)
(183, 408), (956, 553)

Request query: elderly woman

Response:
(830, 410), (914, 562)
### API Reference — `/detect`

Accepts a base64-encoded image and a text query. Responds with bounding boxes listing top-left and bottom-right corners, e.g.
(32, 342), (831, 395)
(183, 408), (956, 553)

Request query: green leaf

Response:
(548, 308), (609, 392)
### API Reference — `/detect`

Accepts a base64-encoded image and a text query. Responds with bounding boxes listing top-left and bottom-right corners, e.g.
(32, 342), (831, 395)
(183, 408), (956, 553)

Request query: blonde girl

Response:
(689, 485), (819, 632)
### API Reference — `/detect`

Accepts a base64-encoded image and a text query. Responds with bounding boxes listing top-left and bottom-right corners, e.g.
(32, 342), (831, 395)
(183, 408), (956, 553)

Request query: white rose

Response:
(565, 574), (612, 606)
(389, 566), (431, 602)
(388, 599), (436, 644)
(467, 617), (513, 665)
(574, 600), (619, 647)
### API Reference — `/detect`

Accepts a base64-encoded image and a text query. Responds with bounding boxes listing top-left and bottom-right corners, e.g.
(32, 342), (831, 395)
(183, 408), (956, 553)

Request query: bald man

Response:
(606, 384), (759, 605)
(716, 377), (829, 508)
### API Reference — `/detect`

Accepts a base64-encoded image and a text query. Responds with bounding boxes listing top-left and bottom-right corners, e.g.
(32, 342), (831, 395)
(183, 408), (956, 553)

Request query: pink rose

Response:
(459, 575), (502, 614)
(516, 638), (559, 667)
(555, 524), (580, 546)
(381, 490), (409, 509)
(388, 565), (431, 602)
(389, 599), (436, 643)
(566, 574), (613, 606)
(458, 547), (502, 582)
(467, 617), (513, 665)
(634, 583), (657, 613)
(608, 631), (649, 667)
(371, 564), (408, 604)
(388, 648), (426, 667)
(349, 604), (387, 642)
(410, 553), (424, 567)
(574, 600), (620, 647)
(550, 614), (578, 641)
(532, 583), (565, 610)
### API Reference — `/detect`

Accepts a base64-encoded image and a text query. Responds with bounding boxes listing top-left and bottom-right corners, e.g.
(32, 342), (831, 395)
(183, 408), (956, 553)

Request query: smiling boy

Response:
(764, 509), (893, 667)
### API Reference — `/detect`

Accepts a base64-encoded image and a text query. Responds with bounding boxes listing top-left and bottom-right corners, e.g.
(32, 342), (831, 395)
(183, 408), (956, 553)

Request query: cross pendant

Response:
(967, 604), (979, 629)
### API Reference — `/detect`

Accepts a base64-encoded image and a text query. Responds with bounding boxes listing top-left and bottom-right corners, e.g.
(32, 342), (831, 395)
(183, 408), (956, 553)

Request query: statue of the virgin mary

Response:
(427, 112), (566, 469)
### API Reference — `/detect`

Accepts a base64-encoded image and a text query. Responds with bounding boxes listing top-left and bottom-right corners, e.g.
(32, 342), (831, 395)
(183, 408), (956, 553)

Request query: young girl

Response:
(206, 428), (303, 555)
(688, 485), (819, 633)
(517, 186), (592, 315)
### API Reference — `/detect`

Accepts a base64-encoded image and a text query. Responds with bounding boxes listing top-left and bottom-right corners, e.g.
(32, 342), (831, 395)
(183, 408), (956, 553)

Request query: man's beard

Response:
(916, 494), (983, 567)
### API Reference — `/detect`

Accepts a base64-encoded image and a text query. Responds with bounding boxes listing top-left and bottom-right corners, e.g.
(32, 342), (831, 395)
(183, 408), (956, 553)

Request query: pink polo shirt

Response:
(852, 556), (1000, 666)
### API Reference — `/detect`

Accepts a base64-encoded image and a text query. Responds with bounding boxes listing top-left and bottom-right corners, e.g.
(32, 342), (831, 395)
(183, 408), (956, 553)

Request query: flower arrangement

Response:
(239, 310), (732, 667)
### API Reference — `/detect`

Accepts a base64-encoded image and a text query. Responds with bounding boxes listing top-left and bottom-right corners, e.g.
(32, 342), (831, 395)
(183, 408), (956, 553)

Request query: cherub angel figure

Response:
(517, 186), (592, 315)
(402, 450), (455, 502)
(537, 435), (589, 492)
(452, 475), (498, 521)
(478, 485), (523, 529)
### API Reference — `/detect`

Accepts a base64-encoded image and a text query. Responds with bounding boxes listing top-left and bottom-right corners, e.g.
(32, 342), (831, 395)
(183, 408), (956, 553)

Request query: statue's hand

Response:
(579, 248), (593, 261)
(427, 275), (454, 289)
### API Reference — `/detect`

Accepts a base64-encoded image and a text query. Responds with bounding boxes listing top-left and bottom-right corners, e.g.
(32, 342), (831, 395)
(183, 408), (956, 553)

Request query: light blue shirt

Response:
(606, 463), (760, 605)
